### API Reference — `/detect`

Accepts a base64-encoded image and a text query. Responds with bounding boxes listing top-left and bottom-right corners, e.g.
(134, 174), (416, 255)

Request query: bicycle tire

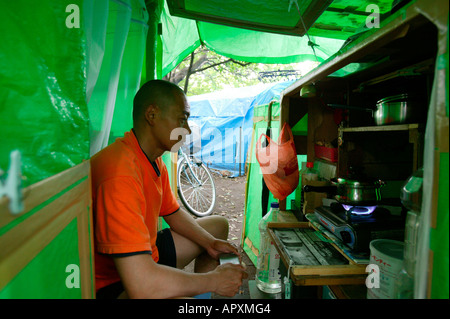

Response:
(177, 158), (216, 217)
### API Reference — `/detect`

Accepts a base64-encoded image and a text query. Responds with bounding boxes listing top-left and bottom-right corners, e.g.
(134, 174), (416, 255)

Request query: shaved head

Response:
(133, 80), (185, 127)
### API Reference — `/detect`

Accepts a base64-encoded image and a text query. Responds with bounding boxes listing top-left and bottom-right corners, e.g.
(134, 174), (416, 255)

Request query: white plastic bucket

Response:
(367, 239), (404, 299)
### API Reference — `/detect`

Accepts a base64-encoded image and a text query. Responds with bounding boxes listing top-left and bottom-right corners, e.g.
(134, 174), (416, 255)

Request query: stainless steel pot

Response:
(374, 94), (422, 125)
(303, 177), (385, 206)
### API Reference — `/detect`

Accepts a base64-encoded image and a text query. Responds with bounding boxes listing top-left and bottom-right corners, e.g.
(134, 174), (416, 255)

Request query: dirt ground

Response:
(211, 172), (247, 247)
(179, 170), (256, 298)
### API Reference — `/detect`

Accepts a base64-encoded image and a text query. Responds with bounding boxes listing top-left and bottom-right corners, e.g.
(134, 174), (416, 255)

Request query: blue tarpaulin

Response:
(185, 81), (294, 177)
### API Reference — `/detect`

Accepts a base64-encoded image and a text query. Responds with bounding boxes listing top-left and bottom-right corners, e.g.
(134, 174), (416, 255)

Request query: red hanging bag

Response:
(256, 123), (299, 200)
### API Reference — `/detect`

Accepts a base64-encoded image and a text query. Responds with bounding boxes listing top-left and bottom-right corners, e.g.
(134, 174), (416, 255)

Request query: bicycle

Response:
(177, 146), (216, 217)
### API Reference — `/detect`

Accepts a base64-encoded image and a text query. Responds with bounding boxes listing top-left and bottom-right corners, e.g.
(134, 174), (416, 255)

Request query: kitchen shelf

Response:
(280, 3), (434, 103)
(339, 123), (420, 133)
(314, 157), (337, 166)
(337, 123), (424, 181)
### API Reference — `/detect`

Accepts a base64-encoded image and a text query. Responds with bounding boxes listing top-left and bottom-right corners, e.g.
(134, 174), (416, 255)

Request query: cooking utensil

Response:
(374, 93), (424, 125)
(303, 177), (385, 206)
(327, 104), (374, 116)
(328, 92), (426, 126)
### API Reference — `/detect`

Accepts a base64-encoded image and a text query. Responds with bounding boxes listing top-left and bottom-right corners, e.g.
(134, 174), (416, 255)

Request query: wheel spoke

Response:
(178, 159), (215, 216)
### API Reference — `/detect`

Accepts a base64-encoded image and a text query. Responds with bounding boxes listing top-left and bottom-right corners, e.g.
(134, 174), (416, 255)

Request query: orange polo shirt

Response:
(91, 130), (180, 291)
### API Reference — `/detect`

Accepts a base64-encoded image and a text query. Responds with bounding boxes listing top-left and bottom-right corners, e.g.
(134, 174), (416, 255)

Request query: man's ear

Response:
(144, 105), (158, 125)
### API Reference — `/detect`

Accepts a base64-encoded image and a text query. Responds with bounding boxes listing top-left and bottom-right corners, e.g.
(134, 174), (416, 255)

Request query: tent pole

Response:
(144, 0), (163, 80)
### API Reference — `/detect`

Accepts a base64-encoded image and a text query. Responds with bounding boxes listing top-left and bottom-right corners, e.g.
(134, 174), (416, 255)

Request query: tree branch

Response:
(192, 59), (251, 74)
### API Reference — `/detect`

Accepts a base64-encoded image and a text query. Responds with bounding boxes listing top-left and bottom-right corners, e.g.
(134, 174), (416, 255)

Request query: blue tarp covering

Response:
(185, 81), (294, 177)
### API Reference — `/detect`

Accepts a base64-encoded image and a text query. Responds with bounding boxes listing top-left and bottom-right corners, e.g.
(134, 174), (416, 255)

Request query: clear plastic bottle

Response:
(295, 162), (319, 211)
(256, 202), (281, 293)
(394, 168), (423, 299)
(297, 162), (319, 213)
(303, 162), (319, 182)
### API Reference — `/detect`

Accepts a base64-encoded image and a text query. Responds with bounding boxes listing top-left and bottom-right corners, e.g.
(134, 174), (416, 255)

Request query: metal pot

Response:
(374, 93), (422, 125)
(303, 177), (385, 206)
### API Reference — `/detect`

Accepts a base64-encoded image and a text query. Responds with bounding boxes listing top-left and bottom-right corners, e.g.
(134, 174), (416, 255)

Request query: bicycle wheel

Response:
(177, 158), (216, 217)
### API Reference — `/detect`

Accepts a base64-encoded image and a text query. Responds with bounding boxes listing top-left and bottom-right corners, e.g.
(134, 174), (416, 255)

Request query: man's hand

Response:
(212, 263), (248, 297)
(206, 239), (240, 261)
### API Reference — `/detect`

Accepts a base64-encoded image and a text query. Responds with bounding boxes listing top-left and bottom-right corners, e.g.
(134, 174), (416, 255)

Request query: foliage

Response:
(164, 45), (319, 96)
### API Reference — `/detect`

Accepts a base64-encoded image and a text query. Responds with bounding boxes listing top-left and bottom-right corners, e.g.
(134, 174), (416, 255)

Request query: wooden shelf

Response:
(314, 157), (337, 166)
(281, 2), (432, 99)
(337, 123), (424, 181)
(340, 123), (420, 133)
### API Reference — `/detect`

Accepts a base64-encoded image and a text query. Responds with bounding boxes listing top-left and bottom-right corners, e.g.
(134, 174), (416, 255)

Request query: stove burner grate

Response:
(341, 204), (377, 215)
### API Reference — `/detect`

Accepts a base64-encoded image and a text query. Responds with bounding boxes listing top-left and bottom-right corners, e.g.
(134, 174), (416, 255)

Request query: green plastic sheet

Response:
(0, 0), (89, 187)
(88, 0), (148, 153)
(159, 0), (398, 77)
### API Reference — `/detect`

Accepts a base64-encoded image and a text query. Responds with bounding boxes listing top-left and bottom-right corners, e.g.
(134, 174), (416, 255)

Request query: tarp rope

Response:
(289, 0), (319, 62)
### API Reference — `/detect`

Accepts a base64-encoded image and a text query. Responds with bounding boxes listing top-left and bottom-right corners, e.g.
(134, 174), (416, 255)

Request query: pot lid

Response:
(376, 93), (409, 105)
(334, 177), (384, 187)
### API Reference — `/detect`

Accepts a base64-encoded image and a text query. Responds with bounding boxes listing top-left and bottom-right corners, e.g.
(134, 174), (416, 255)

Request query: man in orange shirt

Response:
(91, 80), (247, 299)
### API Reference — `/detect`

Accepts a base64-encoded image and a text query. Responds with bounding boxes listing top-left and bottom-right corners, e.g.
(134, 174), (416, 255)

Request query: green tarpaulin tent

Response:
(0, 0), (447, 299)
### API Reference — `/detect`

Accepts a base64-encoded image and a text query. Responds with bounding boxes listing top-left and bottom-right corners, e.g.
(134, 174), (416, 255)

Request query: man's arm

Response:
(114, 252), (246, 298)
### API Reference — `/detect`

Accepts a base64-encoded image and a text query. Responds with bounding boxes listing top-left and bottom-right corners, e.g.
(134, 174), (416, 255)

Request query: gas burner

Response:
(314, 205), (406, 252)
(341, 204), (377, 215)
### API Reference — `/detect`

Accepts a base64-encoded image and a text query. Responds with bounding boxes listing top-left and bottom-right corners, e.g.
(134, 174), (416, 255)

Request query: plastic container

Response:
(367, 239), (404, 299)
(256, 202), (281, 293)
(394, 168), (423, 298)
(303, 162), (319, 181)
(295, 162), (319, 212)
(294, 163), (306, 209)
(314, 144), (338, 162)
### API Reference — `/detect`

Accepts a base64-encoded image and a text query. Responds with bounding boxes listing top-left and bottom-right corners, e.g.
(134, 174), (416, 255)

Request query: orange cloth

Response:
(91, 130), (180, 291)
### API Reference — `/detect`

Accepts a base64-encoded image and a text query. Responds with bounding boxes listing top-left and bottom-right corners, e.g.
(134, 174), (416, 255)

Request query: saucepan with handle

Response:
(303, 177), (385, 206)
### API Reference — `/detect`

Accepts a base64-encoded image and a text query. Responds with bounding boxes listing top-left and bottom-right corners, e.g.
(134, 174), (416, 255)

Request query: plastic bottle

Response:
(303, 162), (319, 182)
(294, 162), (318, 211)
(394, 168), (423, 299)
(296, 162), (319, 213)
(256, 202), (281, 293)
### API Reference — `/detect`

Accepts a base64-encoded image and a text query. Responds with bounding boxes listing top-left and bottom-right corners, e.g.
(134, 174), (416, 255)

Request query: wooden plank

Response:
(240, 123), (257, 245)
(0, 161), (89, 228)
(268, 222), (310, 229)
(292, 275), (367, 286)
(281, 1), (440, 99)
(253, 115), (280, 124)
(282, 20), (412, 97)
(244, 237), (259, 257)
(77, 169), (94, 299)
(291, 264), (367, 276)
(267, 227), (292, 271)
(0, 179), (89, 291)
(340, 123), (419, 132)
